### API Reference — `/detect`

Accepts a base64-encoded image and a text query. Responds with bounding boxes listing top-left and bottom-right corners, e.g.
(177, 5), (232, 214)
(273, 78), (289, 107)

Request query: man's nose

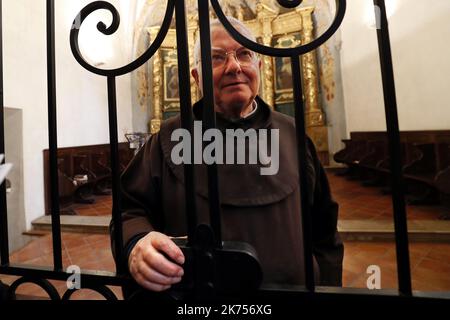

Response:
(223, 54), (242, 74)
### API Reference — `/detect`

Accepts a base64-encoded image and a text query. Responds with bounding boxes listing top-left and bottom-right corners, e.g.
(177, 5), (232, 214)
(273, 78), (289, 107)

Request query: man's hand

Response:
(129, 231), (185, 291)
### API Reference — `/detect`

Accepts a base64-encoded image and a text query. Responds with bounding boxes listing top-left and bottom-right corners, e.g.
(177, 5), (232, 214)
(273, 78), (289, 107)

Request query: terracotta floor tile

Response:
(382, 248), (418, 270)
(408, 243), (434, 257)
(372, 213), (393, 221)
(353, 243), (392, 259)
(66, 245), (99, 265)
(14, 283), (50, 298)
(342, 269), (360, 287)
(84, 238), (110, 250)
(413, 257), (450, 276)
(343, 255), (371, 275)
(62, 236), (89, 250)
(75, 208), (98, 215)
(342, 242), (361, 254)
(329, 171), (448, 222)
(95, 208), (112, 215)
(78, 256), (116, 273)
(426, 244), (450, 262)
(345, 273), (367, 288)
(347, 210), (381, 220)
(412, 278), (444, 292)
(83, 233), (109, 242)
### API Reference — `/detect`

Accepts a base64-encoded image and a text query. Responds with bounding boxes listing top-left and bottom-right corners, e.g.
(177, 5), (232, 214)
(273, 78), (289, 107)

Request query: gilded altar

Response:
(146, 4), (329, 164)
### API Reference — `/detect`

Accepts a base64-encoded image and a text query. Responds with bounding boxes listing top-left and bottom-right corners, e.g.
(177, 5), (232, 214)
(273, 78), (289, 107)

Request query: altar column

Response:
(299, 8), (329, 164)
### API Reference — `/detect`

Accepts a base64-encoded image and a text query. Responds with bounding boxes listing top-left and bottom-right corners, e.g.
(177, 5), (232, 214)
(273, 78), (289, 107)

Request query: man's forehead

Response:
(211, 27), (246, 49)
(211, 24), (254, 38)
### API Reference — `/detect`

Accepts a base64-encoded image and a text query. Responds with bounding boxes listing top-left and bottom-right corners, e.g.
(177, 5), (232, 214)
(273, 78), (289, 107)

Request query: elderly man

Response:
(111, 17), (343, 294)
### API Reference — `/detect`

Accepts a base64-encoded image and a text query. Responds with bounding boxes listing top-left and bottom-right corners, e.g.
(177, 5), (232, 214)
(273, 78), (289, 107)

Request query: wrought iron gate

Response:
(0, 0), (449, 308)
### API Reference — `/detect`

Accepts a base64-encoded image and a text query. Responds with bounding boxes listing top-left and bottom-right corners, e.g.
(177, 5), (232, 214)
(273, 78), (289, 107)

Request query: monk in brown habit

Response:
(111, 17), (343, 294)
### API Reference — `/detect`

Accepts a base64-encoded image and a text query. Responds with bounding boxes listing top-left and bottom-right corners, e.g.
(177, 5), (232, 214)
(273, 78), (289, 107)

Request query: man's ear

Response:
(191, 68), (200, 86)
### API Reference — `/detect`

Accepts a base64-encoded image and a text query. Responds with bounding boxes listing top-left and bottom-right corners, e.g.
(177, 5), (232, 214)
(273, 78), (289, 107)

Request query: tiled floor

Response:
(343, 241), (450, 291)
(1, 232), (449, 299)
(1, 170), (449, 299)
(0, 233), (122, 300)
(64, 195), (112, 216)
(69, 170), (450, 221)
(328, 171), (450, 221)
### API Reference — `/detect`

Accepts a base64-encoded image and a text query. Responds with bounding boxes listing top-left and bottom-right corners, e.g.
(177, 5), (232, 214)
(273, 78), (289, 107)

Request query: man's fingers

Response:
(137, 263), (182, 286)
(134, 273), (171, 292)
(152, 234), (185, 265)
(144, 248), (184, 278)
(128, 231), (186, 292)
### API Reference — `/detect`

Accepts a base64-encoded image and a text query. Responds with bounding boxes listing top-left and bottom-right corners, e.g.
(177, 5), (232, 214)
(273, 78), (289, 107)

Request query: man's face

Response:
(192, 27), (261, 115)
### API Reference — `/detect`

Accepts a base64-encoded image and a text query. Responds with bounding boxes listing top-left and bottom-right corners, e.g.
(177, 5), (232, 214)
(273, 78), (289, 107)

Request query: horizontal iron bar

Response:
(0, 264), (132, 287)
(252, 286), (450, 304)
(2, 264), (449, 300)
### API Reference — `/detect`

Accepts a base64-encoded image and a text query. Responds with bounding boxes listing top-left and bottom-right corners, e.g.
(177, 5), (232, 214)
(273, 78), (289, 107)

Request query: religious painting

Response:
(162, 49), (180, 111)
(272, 32), (302, 104)
(274, 56), (293, 92)
(164, 64), (179, 100)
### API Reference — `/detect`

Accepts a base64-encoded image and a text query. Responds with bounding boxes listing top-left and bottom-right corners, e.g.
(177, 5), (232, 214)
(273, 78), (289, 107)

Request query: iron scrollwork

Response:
(277, 0), (304, 9)
(7, 276), (120, 300)
(62, 284), (118, 300)
(210, 0), (346, 57)
(69, 0), (176, 77)
(8, 277), (60, 300)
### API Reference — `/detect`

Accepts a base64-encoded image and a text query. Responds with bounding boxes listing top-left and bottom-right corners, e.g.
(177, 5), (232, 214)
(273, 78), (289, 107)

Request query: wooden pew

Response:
(43, 142), (134, 214)
(435, 144), (450, 210)
(333, 131), (450, 208)
(358, 140), (389, 186)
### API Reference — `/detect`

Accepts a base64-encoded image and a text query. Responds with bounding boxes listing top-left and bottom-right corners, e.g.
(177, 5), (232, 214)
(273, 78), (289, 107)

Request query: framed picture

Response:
(274, 56), (293, 92)
(162, 49), (180, 111)
(272, 33), (301, 104)
(164, 63), (179, 101)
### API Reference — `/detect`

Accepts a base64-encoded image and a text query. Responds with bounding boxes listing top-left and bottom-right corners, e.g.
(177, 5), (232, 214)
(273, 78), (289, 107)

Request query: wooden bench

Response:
(435, 144), (450, 209)
(44, 143), (134, 215)
(334, 131), (450, 208)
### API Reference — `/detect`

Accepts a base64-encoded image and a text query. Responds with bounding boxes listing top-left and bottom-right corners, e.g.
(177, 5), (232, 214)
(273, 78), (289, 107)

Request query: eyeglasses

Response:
(210, 47), (257, 68)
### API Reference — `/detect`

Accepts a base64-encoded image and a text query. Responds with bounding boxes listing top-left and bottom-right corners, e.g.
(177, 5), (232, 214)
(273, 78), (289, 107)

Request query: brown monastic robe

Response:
(111, 96), (343, 288)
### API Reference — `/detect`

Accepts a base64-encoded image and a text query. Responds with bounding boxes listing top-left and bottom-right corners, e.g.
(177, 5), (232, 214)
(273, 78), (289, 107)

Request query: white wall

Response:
(4, 108), (30, 252)
(3, 0), (133, 230)
(340, 0), (450, 134)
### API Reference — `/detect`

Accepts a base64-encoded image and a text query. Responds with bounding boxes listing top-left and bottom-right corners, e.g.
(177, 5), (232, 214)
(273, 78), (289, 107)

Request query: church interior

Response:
(1, 0), (450, 300)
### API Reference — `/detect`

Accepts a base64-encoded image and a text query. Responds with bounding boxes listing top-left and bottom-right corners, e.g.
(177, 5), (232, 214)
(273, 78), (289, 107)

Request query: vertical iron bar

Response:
(374, 0), (412, 296)
(197, 0), (222, 248)
(291, 55), (315, 292)
(107, 76), (124, 274)
(46, 0), (62, 270)
(175, 0), (197, 245)
(0, 0), (10, 266)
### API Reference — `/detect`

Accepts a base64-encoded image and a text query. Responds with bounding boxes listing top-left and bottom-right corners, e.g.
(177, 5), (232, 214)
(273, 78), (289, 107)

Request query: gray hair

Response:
(193, 16), (257, 69)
